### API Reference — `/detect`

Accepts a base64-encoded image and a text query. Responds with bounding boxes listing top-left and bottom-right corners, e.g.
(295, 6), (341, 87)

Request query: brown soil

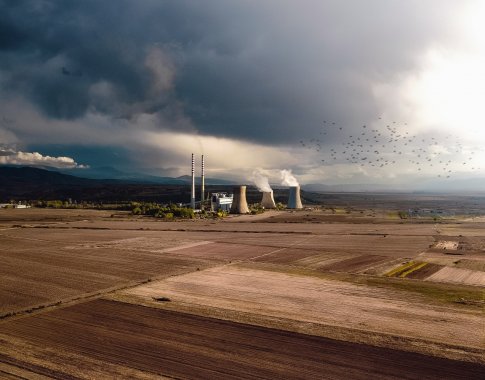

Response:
(251, 247), (331, 264)
(0, 218), (433, 317)
(454, 259), (485, 272)
(320, 254), (390, 272)
(0, 208), (115, 224)
(123, 266), (484, 354)
(1, 208), (484, 378)
(1, 299), (482, 380)
(426, 267), (485, 286)
(167, 241), (276, 260)
(406, 263), (443, 279)
(264, 212), (379, 224)
(0, 229), (212, 316)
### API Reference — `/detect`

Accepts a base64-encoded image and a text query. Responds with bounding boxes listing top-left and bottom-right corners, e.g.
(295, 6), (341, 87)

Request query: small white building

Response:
(0, 203), (30, 209)
(210, 192), (233, 212)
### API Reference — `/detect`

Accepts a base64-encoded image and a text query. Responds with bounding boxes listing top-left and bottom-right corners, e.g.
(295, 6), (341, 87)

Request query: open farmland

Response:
(1, 203), (484, 379)
(1, 299), (483, 380)
(0, 227), (214, 316)
(120, 265), (484, 353)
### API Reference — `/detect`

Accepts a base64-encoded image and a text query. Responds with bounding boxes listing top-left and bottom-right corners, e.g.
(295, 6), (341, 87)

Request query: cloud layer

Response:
(1, 0), (484, 187)
(0, 147), (86, 168)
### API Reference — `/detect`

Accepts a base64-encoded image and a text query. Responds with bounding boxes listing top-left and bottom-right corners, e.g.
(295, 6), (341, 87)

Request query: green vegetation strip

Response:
(385, 261), (416, 277)
(364, 277), (485, 307)
(399, 262), (428, 278)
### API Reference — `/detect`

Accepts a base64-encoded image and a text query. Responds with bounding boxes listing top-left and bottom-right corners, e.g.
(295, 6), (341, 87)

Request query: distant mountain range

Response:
(2, 165), (484, 202)
(303, 177), (485, 194)
(58, 166), (235, 185)
(0, 166), (234, 202)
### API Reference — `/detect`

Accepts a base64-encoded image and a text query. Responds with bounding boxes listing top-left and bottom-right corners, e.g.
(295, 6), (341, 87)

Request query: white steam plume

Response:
(251, 168), (272, 192)
(280, 169), (299, 186)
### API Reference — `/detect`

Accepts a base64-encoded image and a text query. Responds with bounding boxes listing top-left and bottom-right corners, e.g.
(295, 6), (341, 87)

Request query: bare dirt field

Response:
(1, 206), (484, 378)
(426, 266), (485, 286)
(167, 241), (277, 260)
(0, 228), (214, 316)
(405, 263), (443, 279)
(318, 253), (391, 271)
(120, 265), (484, 358)
(1, 299), (482, 380)
(0, 208), (115, 225)
(0, 213), (438, 316)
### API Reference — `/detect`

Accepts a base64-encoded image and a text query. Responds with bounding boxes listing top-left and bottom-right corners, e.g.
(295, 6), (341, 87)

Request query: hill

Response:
(0, 166), (316, 204)
(0, 166), (194, 202)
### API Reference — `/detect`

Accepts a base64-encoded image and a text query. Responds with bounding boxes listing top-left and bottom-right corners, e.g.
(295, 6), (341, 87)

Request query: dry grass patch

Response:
(242, 262), (485, 310)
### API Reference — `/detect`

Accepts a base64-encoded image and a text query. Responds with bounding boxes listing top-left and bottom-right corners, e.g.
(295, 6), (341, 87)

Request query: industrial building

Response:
(210, 193), (233, 212)
(0, 203), (29, 209)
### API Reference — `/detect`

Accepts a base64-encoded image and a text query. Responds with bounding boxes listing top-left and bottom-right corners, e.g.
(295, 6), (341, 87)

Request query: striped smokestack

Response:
(200, 155), (205, 210)
(190, 153), (195, 209)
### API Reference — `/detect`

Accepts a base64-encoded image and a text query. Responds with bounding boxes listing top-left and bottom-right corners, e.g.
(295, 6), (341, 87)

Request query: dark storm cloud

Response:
(0, 0), (179, 119)
(0, 0), (460, 144)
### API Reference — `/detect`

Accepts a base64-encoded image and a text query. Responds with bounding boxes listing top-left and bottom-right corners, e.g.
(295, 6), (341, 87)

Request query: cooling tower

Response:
(287, 186), (303, 209)
(230, 186), (250, 214)
(261, 191), (276, 209)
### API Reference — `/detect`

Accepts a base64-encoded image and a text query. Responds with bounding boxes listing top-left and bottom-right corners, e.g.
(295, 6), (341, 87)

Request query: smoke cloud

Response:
(0, 148), (87, 169)
(280, 169), (299, 187)
(251, 168), (272, 192)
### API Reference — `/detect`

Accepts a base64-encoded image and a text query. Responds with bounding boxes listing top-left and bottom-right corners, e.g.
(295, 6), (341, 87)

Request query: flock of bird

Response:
(299, 119), (481, 179)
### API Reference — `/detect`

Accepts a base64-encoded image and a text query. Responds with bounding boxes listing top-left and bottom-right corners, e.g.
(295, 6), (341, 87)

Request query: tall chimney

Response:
(200, 155), (205, 210)
(261, 190), (276, 209)
(190, 153), (195, 209)
(287, 186), (303, 209)
(230, 186), (250, 214)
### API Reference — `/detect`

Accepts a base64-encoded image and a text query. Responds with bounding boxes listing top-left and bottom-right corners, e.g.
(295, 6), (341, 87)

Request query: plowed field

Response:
(123, 266), (484, 350)
(1, 299), (482, 380)
(1, 207), (484, 378)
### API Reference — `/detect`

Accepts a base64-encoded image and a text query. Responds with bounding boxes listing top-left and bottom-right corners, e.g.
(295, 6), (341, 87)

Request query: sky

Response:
(1, 0), (484, 191)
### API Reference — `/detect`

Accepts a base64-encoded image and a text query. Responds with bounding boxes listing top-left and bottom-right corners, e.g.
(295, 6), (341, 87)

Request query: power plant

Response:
(230, 186), (250, 214)
(189, 156), (302, 212)
(287, 185), (303, 209)
(261, 190), (276, 209)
